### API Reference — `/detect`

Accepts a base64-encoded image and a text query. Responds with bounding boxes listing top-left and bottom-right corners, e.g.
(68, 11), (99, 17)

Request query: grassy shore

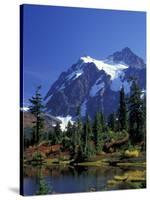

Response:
(24, 150), (146, 169)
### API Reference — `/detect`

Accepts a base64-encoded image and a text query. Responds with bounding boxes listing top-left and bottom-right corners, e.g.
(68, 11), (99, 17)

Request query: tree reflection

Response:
(36, 165), (52, 195)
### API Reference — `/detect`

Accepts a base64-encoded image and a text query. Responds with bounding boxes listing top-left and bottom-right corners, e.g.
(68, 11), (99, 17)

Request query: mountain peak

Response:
(121, 47), (133, 53)
(121, 47), (138, 58)
(107, 47), (145, 69)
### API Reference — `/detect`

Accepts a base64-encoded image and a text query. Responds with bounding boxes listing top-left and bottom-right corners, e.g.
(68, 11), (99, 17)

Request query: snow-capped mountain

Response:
(44, 47), (146, 119)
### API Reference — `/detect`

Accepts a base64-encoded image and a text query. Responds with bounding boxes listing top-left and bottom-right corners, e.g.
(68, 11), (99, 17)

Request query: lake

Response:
(23, 164), (145, 195)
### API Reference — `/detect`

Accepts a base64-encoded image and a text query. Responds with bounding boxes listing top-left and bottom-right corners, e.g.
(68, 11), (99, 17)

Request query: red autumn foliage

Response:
(25, 144), (63, 157)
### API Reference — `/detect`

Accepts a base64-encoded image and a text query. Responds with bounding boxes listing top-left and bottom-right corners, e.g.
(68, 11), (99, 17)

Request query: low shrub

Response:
(124, 150), (139, 158)
(32, 151), (46, 161)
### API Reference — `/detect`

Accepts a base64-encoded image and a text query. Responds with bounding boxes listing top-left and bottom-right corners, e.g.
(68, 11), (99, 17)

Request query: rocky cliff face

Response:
(44, 47), (146, 119)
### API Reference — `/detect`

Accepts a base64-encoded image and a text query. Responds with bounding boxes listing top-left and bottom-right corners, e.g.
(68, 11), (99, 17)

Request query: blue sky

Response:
(22, 4), (146, 106)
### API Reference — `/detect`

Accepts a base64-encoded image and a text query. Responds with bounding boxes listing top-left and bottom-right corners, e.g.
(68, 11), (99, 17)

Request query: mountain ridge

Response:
(44, 47), (146, 119)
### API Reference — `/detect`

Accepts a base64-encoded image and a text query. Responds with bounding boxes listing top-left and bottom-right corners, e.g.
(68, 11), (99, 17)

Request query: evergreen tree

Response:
(128, 81), (144, 144)
(93, 112), (103, 152)
(86, 116), (93, 140)
(29, 86), (44, 145)
(74, 106), (83, 148)
(62, 121), (73, 150)
(108, 112), (116, 131)
(100, 112), (105, 132)
(83, 116), (95, 158)
(66, 121), (73, 138)
(71, 107), (84, 161)
(76, 118), (83, 146)
(142, 94), (146, 151)
(70, 123), (77, 156)
(72, 121), (84, 161)
(48, 130), (57, 145)
(54, 123), (62, 144)
(118, 86), (127, 130)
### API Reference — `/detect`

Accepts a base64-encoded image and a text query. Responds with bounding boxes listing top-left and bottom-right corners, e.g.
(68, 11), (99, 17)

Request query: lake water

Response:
(23, 164), (145, 195)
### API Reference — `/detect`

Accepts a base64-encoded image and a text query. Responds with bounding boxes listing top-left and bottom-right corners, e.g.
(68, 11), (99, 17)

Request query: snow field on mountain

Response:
(56, 115), (74, 131)
(80, 56), (128, 80)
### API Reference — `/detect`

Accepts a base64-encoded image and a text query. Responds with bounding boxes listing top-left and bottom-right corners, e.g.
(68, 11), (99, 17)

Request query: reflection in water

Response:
(23, 165), (145, 195)
(35, 166), (51, 195)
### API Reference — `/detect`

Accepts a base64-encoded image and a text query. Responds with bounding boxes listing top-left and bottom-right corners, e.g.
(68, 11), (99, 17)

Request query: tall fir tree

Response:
(141, 94), (146, 151)
(72, 106), (84, 161)
(108, 112), (116, 131)
(118, 86), (127, 130)
(93, 112), (103, 152)
(54, 123), (62, 144)
(100, 112), (105, 132)
(76, 106), (83, 146)
(66, 121), (73, 138)
(83, 116), (95, 159)
(60, 121), (73, 150)
(128, 80), (144, 144)
(29, 86), (44, 145)
(72, 119), (84, 162)
(76, 118), (83, 146)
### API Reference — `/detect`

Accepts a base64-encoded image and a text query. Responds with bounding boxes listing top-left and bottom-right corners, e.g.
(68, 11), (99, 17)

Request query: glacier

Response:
(80, 56), (128, 80)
